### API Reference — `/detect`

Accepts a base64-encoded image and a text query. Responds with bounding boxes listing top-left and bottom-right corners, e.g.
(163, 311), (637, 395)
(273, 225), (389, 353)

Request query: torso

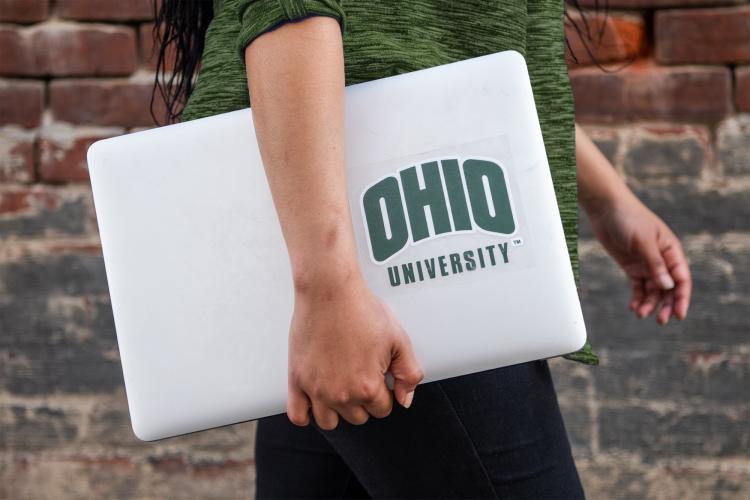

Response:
(183, 0), (593, 363)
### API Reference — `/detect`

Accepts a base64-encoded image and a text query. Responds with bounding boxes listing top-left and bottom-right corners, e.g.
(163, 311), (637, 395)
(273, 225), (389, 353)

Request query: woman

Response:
(153, 0), (692, 497)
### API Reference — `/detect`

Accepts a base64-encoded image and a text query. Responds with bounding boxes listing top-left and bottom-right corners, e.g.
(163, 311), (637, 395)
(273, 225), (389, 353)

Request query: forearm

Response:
(576, 123), (638, 214)
(245, 17), (359, 291)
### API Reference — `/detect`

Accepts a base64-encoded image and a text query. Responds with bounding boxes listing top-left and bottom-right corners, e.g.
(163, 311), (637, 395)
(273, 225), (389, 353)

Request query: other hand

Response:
(588, 195), (692, 325)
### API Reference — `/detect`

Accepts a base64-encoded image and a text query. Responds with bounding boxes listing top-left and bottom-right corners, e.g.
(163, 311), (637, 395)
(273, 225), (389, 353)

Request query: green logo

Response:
(361, 157), (516, 263)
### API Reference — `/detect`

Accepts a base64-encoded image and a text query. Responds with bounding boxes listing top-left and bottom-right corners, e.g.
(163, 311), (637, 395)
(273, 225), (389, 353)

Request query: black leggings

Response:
(255, 360), (584, 499)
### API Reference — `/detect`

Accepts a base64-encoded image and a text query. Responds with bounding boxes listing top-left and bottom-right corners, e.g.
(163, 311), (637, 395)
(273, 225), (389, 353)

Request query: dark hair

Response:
(150, 0), (612, 125)
(565, 0), (620, 68)
(150, 0), (214, 125)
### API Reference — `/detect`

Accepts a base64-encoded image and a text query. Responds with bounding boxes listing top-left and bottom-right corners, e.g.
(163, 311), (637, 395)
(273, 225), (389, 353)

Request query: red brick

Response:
(566, 12), (645, 67)
(39, 125), (123, 183)
(656, 6), (750, 64)
(56, 0), (154, 21)
(42, 23), (138, 77)
(0, 126), (36, 183)
(0, 79), (44, 128)
(737, 66), (750, 112)
(0, 23), (137, 77)
(0, 26), (33, 76)
(140, 22), (176, 71)
(570, 62), (732, 123)
(0, 0), (49, 23)
(0, 186), (62, 214)
(49, 78), (166, 127)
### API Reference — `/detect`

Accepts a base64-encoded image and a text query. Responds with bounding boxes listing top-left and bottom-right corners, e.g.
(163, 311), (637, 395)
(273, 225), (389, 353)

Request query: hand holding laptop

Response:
(288, 277), (422, 429)
(245, 17), (423, 431)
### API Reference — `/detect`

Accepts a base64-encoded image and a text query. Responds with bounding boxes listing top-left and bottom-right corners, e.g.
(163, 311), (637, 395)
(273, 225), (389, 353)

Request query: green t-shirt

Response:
(182, 0), (598, 365)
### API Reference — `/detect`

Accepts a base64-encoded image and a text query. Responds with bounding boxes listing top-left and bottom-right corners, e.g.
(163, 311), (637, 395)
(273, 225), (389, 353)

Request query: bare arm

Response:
(245, 17), (355, 288)
(576, 123), (692, 323)
(245, 17), (423, 430)
(576, 124), (638, 217)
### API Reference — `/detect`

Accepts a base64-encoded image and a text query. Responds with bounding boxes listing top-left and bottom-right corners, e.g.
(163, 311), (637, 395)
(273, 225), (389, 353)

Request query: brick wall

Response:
(0, 0), (748, 498)
(562, 1), (750, 498)
(0, 1), (255, 498)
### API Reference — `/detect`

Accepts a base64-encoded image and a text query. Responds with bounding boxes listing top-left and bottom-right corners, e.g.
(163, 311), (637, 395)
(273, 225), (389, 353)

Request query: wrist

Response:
(583, 188), (641, 221)
(580, 178), (638, 218)
(580, 189), (617, 218)
(292, 253), (365, 299)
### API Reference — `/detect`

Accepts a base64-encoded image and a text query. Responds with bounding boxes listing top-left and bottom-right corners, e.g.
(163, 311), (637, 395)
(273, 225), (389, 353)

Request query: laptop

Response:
(87, 50), (587, 441)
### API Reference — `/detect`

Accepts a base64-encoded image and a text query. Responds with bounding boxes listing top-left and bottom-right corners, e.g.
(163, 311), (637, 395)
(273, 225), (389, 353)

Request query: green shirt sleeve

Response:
(235, 0), (346, 65)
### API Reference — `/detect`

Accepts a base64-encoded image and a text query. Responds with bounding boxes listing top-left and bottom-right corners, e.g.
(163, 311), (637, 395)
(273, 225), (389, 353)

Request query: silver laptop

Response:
(87, 50), (586, 441)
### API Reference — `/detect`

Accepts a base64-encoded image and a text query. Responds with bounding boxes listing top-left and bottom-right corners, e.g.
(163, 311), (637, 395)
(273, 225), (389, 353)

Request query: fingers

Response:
(632, 229), (691, 323)
(328, 378), (388, 425)
(287, 382), (311, 427)
(333, 404), (370, 426)
(662, 239), (692, 320)
(362, 377), (394, 419)
(389, 331), (425, 409)
(311, 399), (339, 431)
(638, 235), (675, 291)
(634, 278), (681, 325)
(629, 277), (645, 313)
(332, 379), (393, 424)
(288, 296), (422, 431)
(296, 375), (394, 429)
(673, 276), (691, 320)
(657, 289), (674, 325)
(636, 278), (662, 318)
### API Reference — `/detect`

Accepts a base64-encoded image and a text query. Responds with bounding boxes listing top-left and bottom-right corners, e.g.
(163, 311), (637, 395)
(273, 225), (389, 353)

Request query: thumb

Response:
(389, 332), (424, 409)
(639, 236), (675, 290)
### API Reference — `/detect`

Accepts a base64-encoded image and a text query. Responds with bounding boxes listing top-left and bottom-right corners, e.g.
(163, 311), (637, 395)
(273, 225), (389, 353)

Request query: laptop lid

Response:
(87, 50), (586, 441)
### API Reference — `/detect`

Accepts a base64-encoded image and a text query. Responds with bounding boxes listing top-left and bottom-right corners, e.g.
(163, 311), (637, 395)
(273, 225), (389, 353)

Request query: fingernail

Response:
(402, 390), (414, 409)
(658, 273), (675, 290)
